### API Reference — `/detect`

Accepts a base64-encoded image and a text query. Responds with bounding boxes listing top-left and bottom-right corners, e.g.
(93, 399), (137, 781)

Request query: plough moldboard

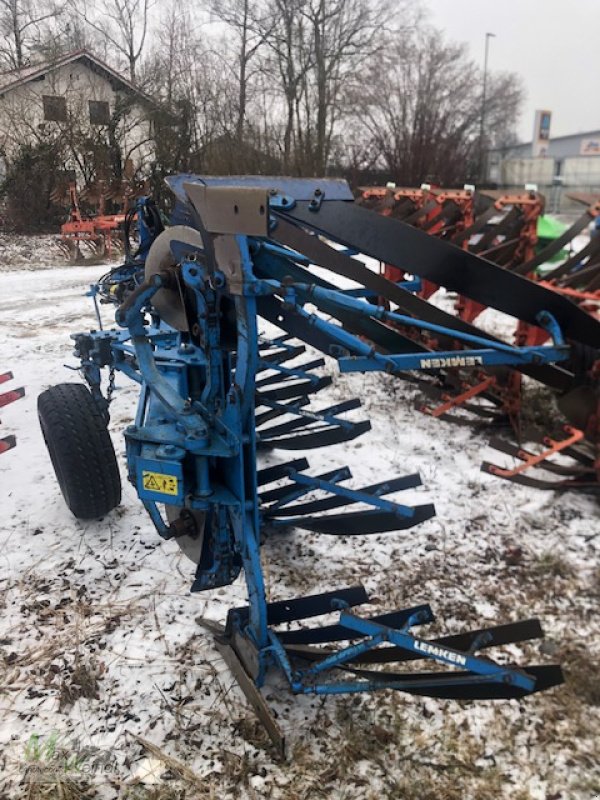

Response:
(358, 184), (600, 490)
(40, 174), (600, 755)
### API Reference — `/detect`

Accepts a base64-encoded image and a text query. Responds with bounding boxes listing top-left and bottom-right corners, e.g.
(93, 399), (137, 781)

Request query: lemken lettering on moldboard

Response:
(419, 355), (484, 369)
(413, 639), (468, 666)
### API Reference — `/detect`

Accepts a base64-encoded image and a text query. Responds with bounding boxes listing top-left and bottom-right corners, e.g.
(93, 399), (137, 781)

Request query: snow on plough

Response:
(38, 175), (600, 754)
(358, 184), (600, 490)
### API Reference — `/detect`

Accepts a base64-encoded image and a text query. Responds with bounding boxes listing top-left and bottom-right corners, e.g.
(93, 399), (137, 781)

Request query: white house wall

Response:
(0, 61), (154, 174)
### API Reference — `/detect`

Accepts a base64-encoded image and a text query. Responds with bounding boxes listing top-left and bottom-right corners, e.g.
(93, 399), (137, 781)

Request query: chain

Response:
(106, 366), (116, 406)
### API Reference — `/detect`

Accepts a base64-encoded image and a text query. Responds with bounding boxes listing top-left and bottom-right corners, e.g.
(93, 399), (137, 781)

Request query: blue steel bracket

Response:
(70, 328), (130, 420)
(267, 195), (296, 212)
(342, 277), (422, 298)
(268, 609), (537, 696)
(338, 345), (570, 374)
(261, 279), (571, 372)
(222, 586), (560, 704)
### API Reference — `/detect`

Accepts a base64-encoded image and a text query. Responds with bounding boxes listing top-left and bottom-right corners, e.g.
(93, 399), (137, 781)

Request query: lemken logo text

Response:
(419, 355), (484, 369)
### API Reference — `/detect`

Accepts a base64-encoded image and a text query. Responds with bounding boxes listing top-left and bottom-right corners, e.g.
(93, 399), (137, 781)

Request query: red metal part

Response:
(454, 296), (487, 324)
(0, 386), (25, 408)
(540, 281), (600, 311)
(486, 426), (585, 479)
(0, 435), (16, 454)
(455, 191), (543, 323)
(493, 191), (543, 270)
(0, 371), (24, 454)
(59, 182), (130, 258)
(420, 375), (496, 417)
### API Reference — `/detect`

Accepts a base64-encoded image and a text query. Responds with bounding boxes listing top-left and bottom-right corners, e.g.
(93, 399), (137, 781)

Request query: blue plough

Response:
(40, 176), (574, 755)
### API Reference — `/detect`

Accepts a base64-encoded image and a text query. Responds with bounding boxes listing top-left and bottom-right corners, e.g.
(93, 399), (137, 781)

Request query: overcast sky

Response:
(425, 0), (599, 142)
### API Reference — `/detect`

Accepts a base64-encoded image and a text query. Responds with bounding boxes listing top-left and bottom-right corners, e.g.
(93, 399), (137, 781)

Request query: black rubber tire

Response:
(38, 383), (121, 519)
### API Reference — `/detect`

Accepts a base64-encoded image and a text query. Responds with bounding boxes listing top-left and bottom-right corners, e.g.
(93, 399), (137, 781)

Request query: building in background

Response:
(0, 49), (157, 180)
(488, 114), (600, 212)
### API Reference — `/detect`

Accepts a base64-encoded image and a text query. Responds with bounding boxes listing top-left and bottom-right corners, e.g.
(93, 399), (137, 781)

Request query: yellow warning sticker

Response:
(142, 470), (179, 496)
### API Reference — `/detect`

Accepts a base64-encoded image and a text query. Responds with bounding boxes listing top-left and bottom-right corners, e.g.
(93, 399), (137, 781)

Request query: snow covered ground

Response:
(0, 261), (599, 799)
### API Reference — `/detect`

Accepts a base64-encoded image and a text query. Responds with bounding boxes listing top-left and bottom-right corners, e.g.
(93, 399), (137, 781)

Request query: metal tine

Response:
(256, 458), (309, 486)
(516, 206), (594, 274)
(229, 586), (370, 630)
(256, 376), (332, 402)
(257, 398), (363, 438)
(262, 333), (295, 347)
(256, 358), (326, 388)
(400, 198), (438, 226)
(277, 604), (432, 645)
(269, 217), (511, 355)
(544, 235), (600, 282)
(480, 464), (600, 491)
(521, 426), (594, 466)
(276, 505), (436, 534)
(257, 420), (371, 450)
(255, 397), (311, 428)
(274, 201), (600, 360)
(258, 344), (306, 364)
(258, 417), (366, 445)
(265, 469), (429, 526)
(472, 206), (521, 253)
(284, 618), (543, 660)
(487, 437), (590, 476)
(260, 466), (352, 508)
(336, 664), (564, 699)
(266, 473), (423, 517)
(453, 203), (498, 245)
(586, 265), (600, 291)
(561, 260), (600, 288)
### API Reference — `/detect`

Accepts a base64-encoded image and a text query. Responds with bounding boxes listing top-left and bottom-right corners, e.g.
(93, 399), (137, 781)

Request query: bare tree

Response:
(0, 0), (63, 69)
(356, 26), (523, 185)
(301, 0), (389, 174)
(260, 0), (394, 175)
(260, 0), (311, 172)
(209, 0), (273, 142)
(69, 0), (151, 82)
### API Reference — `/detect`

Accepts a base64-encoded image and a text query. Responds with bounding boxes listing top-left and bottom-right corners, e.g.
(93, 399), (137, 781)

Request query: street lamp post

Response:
(479, 32), (495, 184)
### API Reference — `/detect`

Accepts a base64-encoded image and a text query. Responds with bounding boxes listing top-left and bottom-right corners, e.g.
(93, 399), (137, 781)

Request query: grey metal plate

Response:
(166, 173), (354, 203)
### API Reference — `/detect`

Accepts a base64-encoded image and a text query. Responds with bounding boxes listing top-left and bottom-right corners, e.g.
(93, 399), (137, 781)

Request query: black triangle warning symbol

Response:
(145, 475), (160, 490)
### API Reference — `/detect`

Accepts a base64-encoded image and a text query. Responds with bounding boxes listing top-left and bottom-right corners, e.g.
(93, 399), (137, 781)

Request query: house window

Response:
(89, 100), (110, 125)
(42, 95), (67, 122)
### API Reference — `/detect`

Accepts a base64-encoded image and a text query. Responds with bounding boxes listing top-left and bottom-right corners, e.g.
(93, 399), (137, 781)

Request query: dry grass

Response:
(20, 733), (92, 800)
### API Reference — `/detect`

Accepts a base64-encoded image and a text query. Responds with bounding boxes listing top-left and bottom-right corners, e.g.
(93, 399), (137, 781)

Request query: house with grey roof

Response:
(0, 49), (158, 177)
